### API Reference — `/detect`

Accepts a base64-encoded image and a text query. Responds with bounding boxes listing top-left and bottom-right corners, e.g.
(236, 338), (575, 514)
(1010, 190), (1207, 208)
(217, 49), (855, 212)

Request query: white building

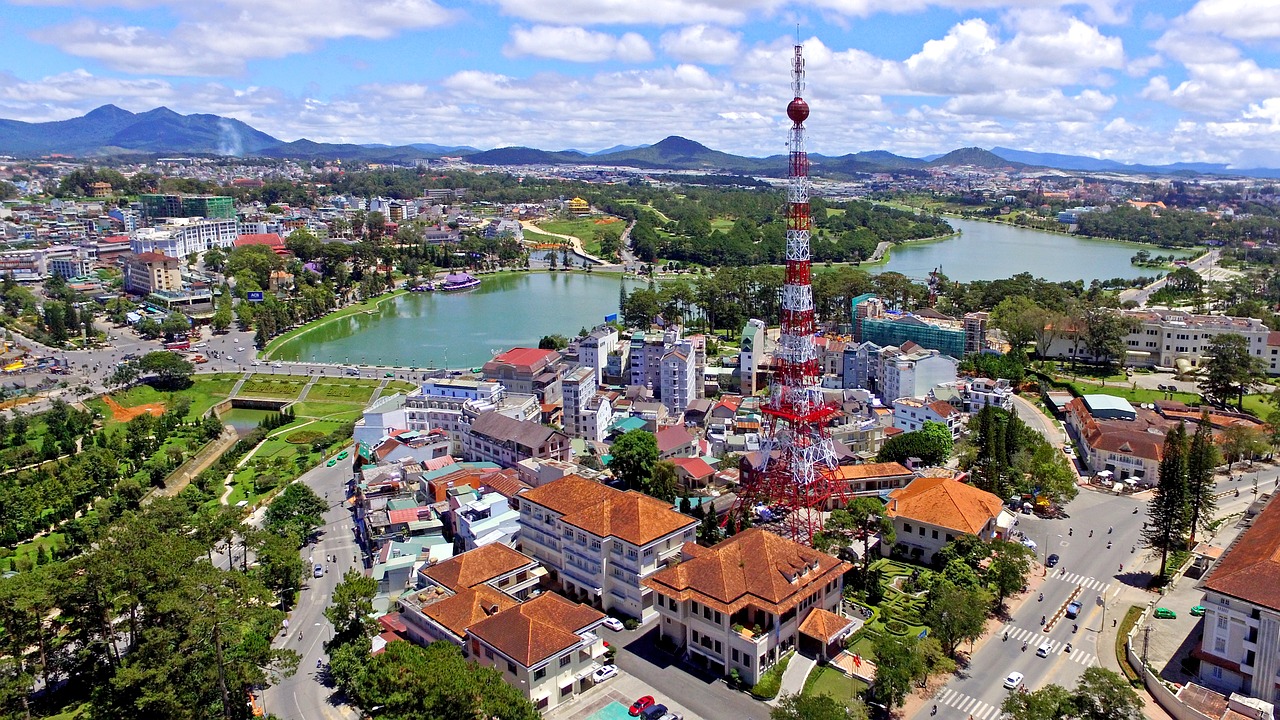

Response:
(739, 319), (768, 395)
(130, 217), (238, 258)
(405, 378), (537, 454)
(659, 345), (697, 416)
(353, 393), (408, 446)
(562, 366), (613, 442)
(578, 325), (619, 386)
(892, 397), (963, 438)
(516, 474), (697, 620)
(1043, 309), (1271, 372)
(883, 476), (1012, 564)
(844, 341), (959, 403)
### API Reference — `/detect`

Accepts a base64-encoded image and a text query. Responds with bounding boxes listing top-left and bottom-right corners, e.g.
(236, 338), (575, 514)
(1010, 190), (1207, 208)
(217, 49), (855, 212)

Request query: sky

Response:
(1, 0), (1279, 166)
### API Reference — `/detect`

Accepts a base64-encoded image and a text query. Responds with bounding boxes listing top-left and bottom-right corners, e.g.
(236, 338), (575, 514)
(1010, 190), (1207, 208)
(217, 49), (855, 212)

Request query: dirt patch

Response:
(593, 218), (621, 224)
(103, 395), (166, 422)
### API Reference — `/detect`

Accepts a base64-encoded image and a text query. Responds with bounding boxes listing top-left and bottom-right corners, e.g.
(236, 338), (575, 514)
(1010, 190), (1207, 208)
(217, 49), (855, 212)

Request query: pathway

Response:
(770, 653), (815, 707)
(521, 220), (608, 265)
(228, 371), (252, 398)
(295, 374), (320, 402)
(368, 376), (392, 404)
(149, 427), (239, 499)
(868, 240), (893, 262)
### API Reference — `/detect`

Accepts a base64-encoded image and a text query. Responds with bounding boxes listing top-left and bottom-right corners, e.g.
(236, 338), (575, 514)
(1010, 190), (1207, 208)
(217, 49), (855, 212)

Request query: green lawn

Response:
(802, 664), (867, 713)
(237, 375), (308, 400)
(305, 381), (376, 405)
(534, 217), (625, 256)
(386, 379), (418, 394)
(709, 218), (736, 231)
(290, 400), (364, 421)
(86, 376), (233, 428)
(2, 532), (67, 572)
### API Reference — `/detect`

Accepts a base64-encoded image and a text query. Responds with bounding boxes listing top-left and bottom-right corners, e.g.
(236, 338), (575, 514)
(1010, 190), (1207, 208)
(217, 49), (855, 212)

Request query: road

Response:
(1118, 249), (1220, 306)
(1009, 394), (1065, 448)
(260, 453), (363, 720)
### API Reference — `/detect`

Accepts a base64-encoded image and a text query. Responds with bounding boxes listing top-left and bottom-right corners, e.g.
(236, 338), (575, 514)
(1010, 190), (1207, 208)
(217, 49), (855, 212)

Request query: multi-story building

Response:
(829, 462), (916, 507)
(131, 218), (238, 258)
(846, 341), (959, 403)
(739, 318), (769, 395)
(659, 344), (697, 416)
(1195, 494), (1280, 704)
(853, 295), (986, 359)
(562, 366), (613, 441)
(122, 252), (182, 295)
(404, 378), (537, 454)
(140, 194), (235, 220)
(644, 529), (853, 685)
(882, 476), (1011, 563)
(1043, 309), (1271, 372)
(1064, 395), (1165, 484)
(516, 474), (697, 620)
(578, 325), (619, 386)
(464, 411), (570, 468)
(482, 348), (564, 403)
(892, 397), (963, 438)
(44, 246), (92, 278)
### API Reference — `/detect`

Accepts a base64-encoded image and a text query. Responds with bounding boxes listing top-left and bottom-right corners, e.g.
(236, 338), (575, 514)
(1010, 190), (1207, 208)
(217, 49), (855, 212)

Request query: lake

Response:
(270, 221), (1194, 368)
(875, 217), (1191, 282)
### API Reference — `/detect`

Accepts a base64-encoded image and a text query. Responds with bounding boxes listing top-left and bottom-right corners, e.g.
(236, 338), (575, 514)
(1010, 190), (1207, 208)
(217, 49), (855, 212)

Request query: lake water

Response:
(270, 272), (641, 368)
(220, 407), (275, 434)
(270, 221), (1195, 368)
(875, 217), (1191, 282)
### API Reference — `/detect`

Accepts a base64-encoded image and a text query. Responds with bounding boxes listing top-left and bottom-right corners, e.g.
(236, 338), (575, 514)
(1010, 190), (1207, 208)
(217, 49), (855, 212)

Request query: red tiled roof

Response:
(655, 425), (695, 454)
(235, 233), (283, 247)
(1200, 495), (1280, 612)
(101, 235), (130, 244)
(130, 251), (176, 264)
(928, 401), (958, 418)
(421, 585), (518, 640)
(467, 592), (603, 667)
(421, 544), (536, 592)
(669, 456), (715, 480)
(387, 507), (433, 525)
(833, 462), (913, 481)
(798, 607), (855, 642)
(520, 475), (695, 546)
(487, 347), (559, 373)
(885, 476), (1003, 535)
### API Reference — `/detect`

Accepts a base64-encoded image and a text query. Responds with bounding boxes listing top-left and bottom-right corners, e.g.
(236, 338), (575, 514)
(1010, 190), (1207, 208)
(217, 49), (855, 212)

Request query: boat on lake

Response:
(439, 272), (480, 292)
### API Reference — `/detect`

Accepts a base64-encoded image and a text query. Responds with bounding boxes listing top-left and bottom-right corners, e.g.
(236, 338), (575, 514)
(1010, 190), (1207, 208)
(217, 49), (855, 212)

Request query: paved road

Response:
(260, 453), (362, 720)
(1010, 394), (1065, 448)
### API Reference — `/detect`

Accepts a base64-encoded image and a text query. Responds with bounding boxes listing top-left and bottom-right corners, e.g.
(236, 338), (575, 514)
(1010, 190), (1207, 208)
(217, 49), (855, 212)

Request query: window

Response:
(692, 630), (699, 643)
(591, 540), (601, 551)
(643, 548), (653, 557)
(714, 611), (722, 624)
(714, 640), (722, 654)
(1214, 638), (1227, 653)
(534, 668), (546, 681)
(561, 684), (573, 698)
(931, 530), (939, 539)
(508, 661), (517, 674)
(1212, 666), (1223, 679)
(904, 523), (912, 533)
(485, 648), (494, 660)
(1217, 616), (1228, 630)
(628, 549), (638, 560)
(559, 654), (571, 668)
(919, 527), (925, 536)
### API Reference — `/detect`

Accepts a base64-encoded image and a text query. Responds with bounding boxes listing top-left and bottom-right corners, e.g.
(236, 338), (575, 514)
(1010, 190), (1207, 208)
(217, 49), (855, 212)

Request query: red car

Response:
(629, 696), (655, 716)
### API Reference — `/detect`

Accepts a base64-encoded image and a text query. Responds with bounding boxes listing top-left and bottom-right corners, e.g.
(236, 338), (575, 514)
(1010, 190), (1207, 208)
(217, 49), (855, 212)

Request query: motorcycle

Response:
(1022, 641), (1028, 651)
(1038, 593), (1044, 602)
(1133, 507), (1139, 514)
(1107, 541), (1112, 549)
(1065, 643), (1072, 653)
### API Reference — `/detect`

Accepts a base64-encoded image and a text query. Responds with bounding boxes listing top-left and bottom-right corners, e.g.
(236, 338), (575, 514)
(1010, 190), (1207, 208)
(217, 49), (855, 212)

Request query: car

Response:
(1065, 601), (1082, 619)
(236, 347), (245, 352)
(601, 617), (625, 632)
(590, 664), (617, 683)
(313, 564), (324, 578)
(629, 696), (655, 717)
(642, 705), (669, 720)
(1046, 553), (1059, 568)
(252, 360), (262, 366)
(337, 450), (349, 460)
(272, 362), (283, 368)
(1003, 672), (1024, 690)
(656, 714), (683, 720)
(1154, 607), (1177, 619)
(326, 459), (337, 467)
(384, 371), (394, 378)
(345, 367), (360, 376)
(1036, 641), (1052, 657)
(1190, 605), (1206, 617)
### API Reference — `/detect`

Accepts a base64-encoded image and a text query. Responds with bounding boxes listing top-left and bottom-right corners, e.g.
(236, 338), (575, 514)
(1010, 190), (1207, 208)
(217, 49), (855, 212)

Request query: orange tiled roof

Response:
(643, 528), (851, 615)
(421, 585), (518, 640)
(798, 607), (855, 642)
(885, 476), (1003, 535)
(833, 462), (913, 481)
(468, 592), (603, 667)
(420, 544), (536, 592)
(520, 475), (695, 546)
(1200, 494), (1280, 612)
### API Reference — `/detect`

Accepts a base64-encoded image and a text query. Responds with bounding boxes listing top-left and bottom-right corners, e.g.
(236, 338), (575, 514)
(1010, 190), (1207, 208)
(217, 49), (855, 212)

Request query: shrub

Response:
(885, 620), (909, 636)
(623, 618), (639, 631)
(286, 430), (325, 444)
(750, 651), (793, 699)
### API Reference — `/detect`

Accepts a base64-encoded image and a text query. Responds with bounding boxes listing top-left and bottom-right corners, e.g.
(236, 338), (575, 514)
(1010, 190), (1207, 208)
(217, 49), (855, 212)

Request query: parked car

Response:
(1003, 672), (1024, 690)
(642, 705), (669, 720)
(1065, 601), (1082, 619)
(590, 664), (617, 683)
(313, 564), (324, 578)
(271, 361), (283, 368)
(629, 696), (655, 717)
(602, 617), (624, 632)
(1036, 641), (1052, 657)
(1190, 605), (1206, 617)
(1154, 607), (1177, 619)
(657, 714), (683, 720)
(1046, 553), (1059, 568)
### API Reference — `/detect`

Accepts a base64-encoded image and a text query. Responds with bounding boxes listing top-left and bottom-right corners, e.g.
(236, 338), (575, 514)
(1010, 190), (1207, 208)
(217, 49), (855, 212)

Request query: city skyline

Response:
(0, 0), (1277, 167)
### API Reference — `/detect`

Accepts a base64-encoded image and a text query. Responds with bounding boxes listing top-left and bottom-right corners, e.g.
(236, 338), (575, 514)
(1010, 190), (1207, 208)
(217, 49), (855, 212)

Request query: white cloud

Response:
(1181, 0), (1280, 42)
(29, 0), (456, 76)
(489, 0), (779, 26)
(1143, 31), (1280, 116)
(942, 88), (1115, 121)
(659, 25), (743, 65)
(505, 26), (654, 63)
(807, 0), (1127, 24)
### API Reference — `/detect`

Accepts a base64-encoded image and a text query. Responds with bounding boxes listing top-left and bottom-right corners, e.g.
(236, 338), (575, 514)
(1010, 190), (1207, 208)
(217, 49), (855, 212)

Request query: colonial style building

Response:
(882, 475), (1011, 564)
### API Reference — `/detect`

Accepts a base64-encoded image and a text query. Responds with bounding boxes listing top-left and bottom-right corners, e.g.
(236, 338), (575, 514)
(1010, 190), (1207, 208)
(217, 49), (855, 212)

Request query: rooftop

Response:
(885, 476), (1004, 535)
(485, 347), (560, 374)
(419, 584), (519, 640)
(420, 543), (536, 593)
(1200, 494), (1280, 613)
(468, 592), (604, 668)
(520, 474), (695, 546)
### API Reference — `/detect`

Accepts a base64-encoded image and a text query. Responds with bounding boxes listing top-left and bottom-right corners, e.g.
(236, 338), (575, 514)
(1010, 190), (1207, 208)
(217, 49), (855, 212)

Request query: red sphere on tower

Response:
(787, 97), (809, 124)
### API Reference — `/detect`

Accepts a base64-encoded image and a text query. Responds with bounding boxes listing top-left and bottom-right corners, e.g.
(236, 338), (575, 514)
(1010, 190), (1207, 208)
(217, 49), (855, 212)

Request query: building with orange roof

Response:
(516, 474), (697, 620)
(882, 475), (1011, 563)
(419, 542), (543, 598)
(482, 347), (565, 402)
(643, 528), (852, 685)
(829, 462), (916, 508)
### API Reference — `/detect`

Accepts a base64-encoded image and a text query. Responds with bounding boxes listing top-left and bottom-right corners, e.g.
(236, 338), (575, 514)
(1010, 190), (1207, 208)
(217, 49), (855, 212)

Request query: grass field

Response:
(709, 218), (735, 231)
(237, 375), (308, 400)
(386, 379), (417, 394)
(224, 418), (351, 507)
(802, 665), (867, 713)
(534, 217), (623, 256)
(305, 380), (377, 404)
(86, 377), (231, 428)
(290, 401), (364, 421)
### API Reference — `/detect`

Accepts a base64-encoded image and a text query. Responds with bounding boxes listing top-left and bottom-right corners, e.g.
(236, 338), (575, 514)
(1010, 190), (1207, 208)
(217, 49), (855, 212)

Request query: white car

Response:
(590, 664), (617, 683)
(236, 347), (245, 352)
(1036, 641), (1052, 657)
(1003, 671), (1024, 690)
(252, 360), (262, 366)
(601, 617), (624, 632)
(272, 362), (283, 368)
(313, 564), (324, 578)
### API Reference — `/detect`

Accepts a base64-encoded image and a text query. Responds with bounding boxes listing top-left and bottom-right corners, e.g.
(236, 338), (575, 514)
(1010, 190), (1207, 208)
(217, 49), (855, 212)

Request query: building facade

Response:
(122, 252), (182, 295)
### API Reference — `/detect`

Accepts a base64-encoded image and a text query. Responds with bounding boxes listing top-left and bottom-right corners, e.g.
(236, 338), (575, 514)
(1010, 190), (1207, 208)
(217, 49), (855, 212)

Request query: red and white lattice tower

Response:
(733, 43), (840, 545)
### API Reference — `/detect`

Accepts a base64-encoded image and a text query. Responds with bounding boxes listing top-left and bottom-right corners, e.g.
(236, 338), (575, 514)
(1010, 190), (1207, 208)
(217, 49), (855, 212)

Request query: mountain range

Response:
(4, 105), (1280, 179)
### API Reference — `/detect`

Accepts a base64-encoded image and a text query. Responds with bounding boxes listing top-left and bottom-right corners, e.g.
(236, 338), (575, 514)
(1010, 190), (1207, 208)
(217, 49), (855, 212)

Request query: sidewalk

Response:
(770, 653), (816, 706)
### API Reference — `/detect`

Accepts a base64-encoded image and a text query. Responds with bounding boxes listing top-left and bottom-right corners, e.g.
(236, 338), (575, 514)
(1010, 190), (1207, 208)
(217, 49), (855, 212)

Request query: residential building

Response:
(139, 193), (235, 220)
(353, 393), (408, 446)
(578, 325), (619, 386)
(482, 347), (565, 403)
(740, 319), (769, 395)
(468, 592), (607, 712)
(1064, 395), (1164, 484)
(655, 425), (698, 460)
(854, 295), (985, 359)
(962, 377), (1014, 412)
(882, 475), (1012, 564)
(419, 543), (544, 600)
(828, 462), (916, 507)
(405, 378), (537, 454)
(1043, 310), (1271, 372)
(464, 411), (570, 468)
(122, 252), (182, 295)
(659, 343), (697, 416)
(562, 366), (613, 441)
(516, 474), (697, 620)
(1194, 494), (1280, 704)
(892, 397), (963, 438)
(644, 529), (853, 685)
(515, 457), (606, 489)
(847, 341), (959, 403)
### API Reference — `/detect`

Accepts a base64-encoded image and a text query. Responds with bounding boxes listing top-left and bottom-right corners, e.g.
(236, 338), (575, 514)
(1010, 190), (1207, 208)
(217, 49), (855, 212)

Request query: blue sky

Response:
(1, 0), (1278, 166)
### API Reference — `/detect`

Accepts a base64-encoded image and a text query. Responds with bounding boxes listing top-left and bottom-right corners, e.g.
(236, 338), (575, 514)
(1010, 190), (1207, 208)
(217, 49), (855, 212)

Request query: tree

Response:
(1222, 424), (1267, 466)
(609, 430), (659, 492)
(868, 633), (924, 709)
(1185, 411), (1219, 546)
(985, 539), (1037, 609)
(538, 334), (569, 350)
(264, 483), (328, 541)
(135, 351), (195, 386)
(1200, 333), (1266, 409)
(923, 581), (991, 656)
(1080, 302), (1139, 368)
(991, 296), (1048, 355)
(876, 420), (952, 466)
(1000, 683), (1076, 720)
(211, 290), (233, 333)
(327, 570), (379, 646)
(646, 460), (680, 502)
(1142, 422), (1190, 580)
(771, 692), (865, 720)
(1073, 666), (1144, 720)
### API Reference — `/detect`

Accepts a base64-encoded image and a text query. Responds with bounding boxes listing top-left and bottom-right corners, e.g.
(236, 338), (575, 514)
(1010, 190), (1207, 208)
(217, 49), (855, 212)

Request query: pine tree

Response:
(1186, 411), (1219, 547)
(1142, 422), (1190, 580)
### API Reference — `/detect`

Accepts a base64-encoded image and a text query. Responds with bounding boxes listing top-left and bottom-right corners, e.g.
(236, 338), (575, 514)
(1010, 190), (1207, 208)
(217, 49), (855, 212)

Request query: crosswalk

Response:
(933, 687), (1001, 720)
(999, 623), (1098, 666)
(1049, 571), (1111, 593)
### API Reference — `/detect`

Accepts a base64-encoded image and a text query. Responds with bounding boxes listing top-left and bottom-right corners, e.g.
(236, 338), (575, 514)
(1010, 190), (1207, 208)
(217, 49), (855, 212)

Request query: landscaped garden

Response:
(802, 664), (868, 713)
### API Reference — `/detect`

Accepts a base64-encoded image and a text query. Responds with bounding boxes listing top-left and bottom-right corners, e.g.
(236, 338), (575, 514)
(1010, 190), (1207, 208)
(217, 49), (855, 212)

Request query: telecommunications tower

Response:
(733, 42), (840, 544)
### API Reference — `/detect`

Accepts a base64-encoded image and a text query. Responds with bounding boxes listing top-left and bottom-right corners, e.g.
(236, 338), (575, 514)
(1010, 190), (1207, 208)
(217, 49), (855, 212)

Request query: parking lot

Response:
(542, 670), (703, 720)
